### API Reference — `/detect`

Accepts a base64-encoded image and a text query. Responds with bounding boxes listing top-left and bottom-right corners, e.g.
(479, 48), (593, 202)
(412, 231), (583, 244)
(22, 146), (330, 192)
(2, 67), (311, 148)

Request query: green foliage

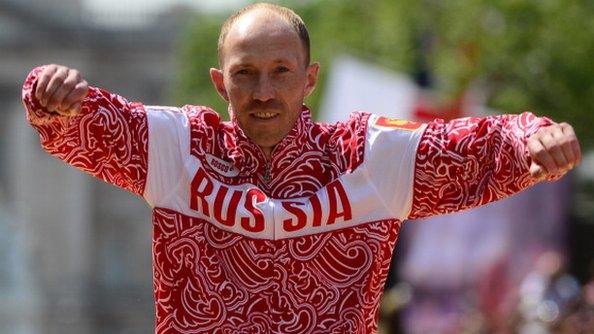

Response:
(427, 0), (594, 148)
(296, 0), (422, 119)
(174, 0), (594, 148)
(173, 14), (228, 115)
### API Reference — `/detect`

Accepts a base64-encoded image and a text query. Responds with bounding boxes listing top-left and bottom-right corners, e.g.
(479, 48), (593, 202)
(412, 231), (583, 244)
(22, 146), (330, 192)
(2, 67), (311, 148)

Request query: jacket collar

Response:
(226, 105), (313, 177)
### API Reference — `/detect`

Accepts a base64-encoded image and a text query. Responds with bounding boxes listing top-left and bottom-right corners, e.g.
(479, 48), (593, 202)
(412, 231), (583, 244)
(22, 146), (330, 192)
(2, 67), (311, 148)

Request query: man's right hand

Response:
(34, 64), (89, 116)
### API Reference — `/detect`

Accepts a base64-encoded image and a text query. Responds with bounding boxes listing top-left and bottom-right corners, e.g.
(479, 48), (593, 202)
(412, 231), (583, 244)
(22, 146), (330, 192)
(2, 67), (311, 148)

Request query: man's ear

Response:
(304, 62), (320, 98)
(209, 68), (229, 102)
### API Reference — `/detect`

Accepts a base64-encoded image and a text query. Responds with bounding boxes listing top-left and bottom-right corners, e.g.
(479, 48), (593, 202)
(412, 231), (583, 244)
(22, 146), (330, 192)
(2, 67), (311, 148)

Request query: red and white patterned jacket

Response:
(23, 66), (550, 333)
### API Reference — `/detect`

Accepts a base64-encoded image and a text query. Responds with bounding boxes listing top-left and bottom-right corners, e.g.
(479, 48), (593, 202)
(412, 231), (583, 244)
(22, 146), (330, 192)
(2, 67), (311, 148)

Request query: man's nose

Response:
(253, 75), (275, 101)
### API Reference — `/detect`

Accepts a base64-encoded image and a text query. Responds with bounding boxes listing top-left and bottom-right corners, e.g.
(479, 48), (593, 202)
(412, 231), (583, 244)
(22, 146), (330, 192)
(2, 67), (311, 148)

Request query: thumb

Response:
(56, 102), (82, 117)
(69, 102), (82, 115)
(529, 162), (546, 181)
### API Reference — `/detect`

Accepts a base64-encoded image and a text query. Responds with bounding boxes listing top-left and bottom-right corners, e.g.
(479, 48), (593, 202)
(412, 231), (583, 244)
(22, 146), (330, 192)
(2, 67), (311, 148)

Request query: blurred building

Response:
(0, 0), (191, 332)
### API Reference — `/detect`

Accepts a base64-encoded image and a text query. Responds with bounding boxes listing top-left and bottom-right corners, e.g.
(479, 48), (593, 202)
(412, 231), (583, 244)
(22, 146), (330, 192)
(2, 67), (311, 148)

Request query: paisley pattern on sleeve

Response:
(409, 112), (552, 219)
(22, 67), (149, 195)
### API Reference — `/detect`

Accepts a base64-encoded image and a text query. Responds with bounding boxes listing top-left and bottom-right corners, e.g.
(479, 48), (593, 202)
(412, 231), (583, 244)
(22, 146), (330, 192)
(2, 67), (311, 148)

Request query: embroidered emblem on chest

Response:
(205, 153), (240, 177)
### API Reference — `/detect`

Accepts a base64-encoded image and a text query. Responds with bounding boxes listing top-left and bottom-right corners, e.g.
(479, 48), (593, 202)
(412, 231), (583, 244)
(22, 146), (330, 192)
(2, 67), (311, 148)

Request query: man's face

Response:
(210, 13), (319, 155)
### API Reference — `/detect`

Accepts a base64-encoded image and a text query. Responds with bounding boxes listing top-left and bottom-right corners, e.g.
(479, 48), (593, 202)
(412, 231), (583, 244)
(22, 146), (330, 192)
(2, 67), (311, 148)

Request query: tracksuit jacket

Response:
(23, 66), (551, 333)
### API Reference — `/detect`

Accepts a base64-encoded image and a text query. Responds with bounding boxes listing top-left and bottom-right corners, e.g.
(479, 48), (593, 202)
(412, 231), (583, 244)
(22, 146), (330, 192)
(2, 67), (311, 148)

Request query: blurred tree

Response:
(427, 0), (594, 148)
(174, 0), (594, 148)
(174, 15), (225, 115)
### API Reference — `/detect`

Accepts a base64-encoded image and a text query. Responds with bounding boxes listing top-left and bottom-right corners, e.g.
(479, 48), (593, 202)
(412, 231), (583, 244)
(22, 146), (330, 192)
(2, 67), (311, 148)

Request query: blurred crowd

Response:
(379, 251), (594, 334)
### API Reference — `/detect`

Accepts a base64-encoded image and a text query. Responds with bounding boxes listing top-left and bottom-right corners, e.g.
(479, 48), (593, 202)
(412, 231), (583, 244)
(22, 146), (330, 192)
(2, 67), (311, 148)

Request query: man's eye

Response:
(235, 69), (250, 75)
(276, 66), (290, 73)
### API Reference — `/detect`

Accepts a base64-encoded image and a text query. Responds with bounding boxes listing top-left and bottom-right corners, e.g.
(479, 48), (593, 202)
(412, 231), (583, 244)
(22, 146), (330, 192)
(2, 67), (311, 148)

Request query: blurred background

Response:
(1, 0), (593, 333)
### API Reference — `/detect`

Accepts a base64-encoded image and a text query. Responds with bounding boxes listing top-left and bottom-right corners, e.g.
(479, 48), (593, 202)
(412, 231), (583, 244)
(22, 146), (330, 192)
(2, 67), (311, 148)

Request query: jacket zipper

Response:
(263, 162), (271, 183)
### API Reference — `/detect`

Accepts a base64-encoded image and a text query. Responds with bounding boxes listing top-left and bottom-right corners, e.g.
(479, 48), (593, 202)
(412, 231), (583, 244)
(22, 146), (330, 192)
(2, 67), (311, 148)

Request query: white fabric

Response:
(144, 107), (425, 240)
(143, 106), (190, 208)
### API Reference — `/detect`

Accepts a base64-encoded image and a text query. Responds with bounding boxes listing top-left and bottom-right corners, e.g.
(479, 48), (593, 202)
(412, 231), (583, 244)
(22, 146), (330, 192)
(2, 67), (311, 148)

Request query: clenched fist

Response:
(527, 122), (581, 180)
(34, 64), (88, 116)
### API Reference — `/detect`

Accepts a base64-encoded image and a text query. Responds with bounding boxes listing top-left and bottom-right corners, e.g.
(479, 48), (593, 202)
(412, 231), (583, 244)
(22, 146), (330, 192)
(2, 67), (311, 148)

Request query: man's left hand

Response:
(527, 122), (581, 180)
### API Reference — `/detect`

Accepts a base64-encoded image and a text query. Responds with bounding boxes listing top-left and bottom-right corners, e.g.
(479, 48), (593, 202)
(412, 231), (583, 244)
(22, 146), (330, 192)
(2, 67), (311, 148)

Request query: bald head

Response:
(217, 3), (310, 67)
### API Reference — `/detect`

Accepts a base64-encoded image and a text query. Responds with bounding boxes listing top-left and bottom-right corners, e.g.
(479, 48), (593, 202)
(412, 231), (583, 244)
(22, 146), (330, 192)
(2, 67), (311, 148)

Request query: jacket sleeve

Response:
(407, 112), (553, 220)
(22, 66), (149, 196)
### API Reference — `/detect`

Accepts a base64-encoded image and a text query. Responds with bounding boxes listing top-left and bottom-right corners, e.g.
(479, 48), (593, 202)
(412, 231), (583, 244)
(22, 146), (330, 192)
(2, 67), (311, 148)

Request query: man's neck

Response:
(260, 145), (273, 160)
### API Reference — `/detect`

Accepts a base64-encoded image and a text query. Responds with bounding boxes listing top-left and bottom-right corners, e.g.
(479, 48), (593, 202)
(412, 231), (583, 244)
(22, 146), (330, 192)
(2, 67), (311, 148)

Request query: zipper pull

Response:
(263, 162), (271, 183)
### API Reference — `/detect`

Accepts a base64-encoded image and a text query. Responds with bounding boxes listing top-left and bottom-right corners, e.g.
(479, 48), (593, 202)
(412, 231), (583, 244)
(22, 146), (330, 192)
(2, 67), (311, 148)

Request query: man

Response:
(22, 3), (580, 333)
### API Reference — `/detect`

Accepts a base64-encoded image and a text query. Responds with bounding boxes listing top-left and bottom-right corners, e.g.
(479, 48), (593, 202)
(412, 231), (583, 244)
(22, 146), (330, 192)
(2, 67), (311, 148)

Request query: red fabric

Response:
(22, 66), (148, 195)
(409, 114), (552, 220)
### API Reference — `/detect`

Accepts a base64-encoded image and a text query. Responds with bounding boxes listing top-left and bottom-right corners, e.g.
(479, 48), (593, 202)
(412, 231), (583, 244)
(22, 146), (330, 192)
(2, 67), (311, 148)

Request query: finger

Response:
(528, 138), (558, 175)
(35, 65), (57, 102)
(56, 101), (83, 116)
(572, 139), (582, 166)
(55, 108), (73, 117)
(539, 132), (567, 172)
(556, 136), (576, 169)
(46, 70), (80, 112)
(60, 81), (88, 111)
(69, 102), (82, 114)
(561, 123), (582, 166)
(529, 162), (546, 180)
(42, 66), (68, 109)
(60, 95), (86, 117)
(549, 125), (572, 168)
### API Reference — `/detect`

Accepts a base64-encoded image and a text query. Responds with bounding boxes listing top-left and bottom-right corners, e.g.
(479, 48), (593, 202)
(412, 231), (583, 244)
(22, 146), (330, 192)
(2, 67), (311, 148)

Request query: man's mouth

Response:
(251, 112), (279, 120)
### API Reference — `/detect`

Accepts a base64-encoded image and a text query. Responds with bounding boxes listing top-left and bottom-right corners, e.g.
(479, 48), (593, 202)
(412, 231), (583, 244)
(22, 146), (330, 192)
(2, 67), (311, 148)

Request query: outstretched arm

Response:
(22, 64), (149, 195)
(408, 113), (581, 220)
